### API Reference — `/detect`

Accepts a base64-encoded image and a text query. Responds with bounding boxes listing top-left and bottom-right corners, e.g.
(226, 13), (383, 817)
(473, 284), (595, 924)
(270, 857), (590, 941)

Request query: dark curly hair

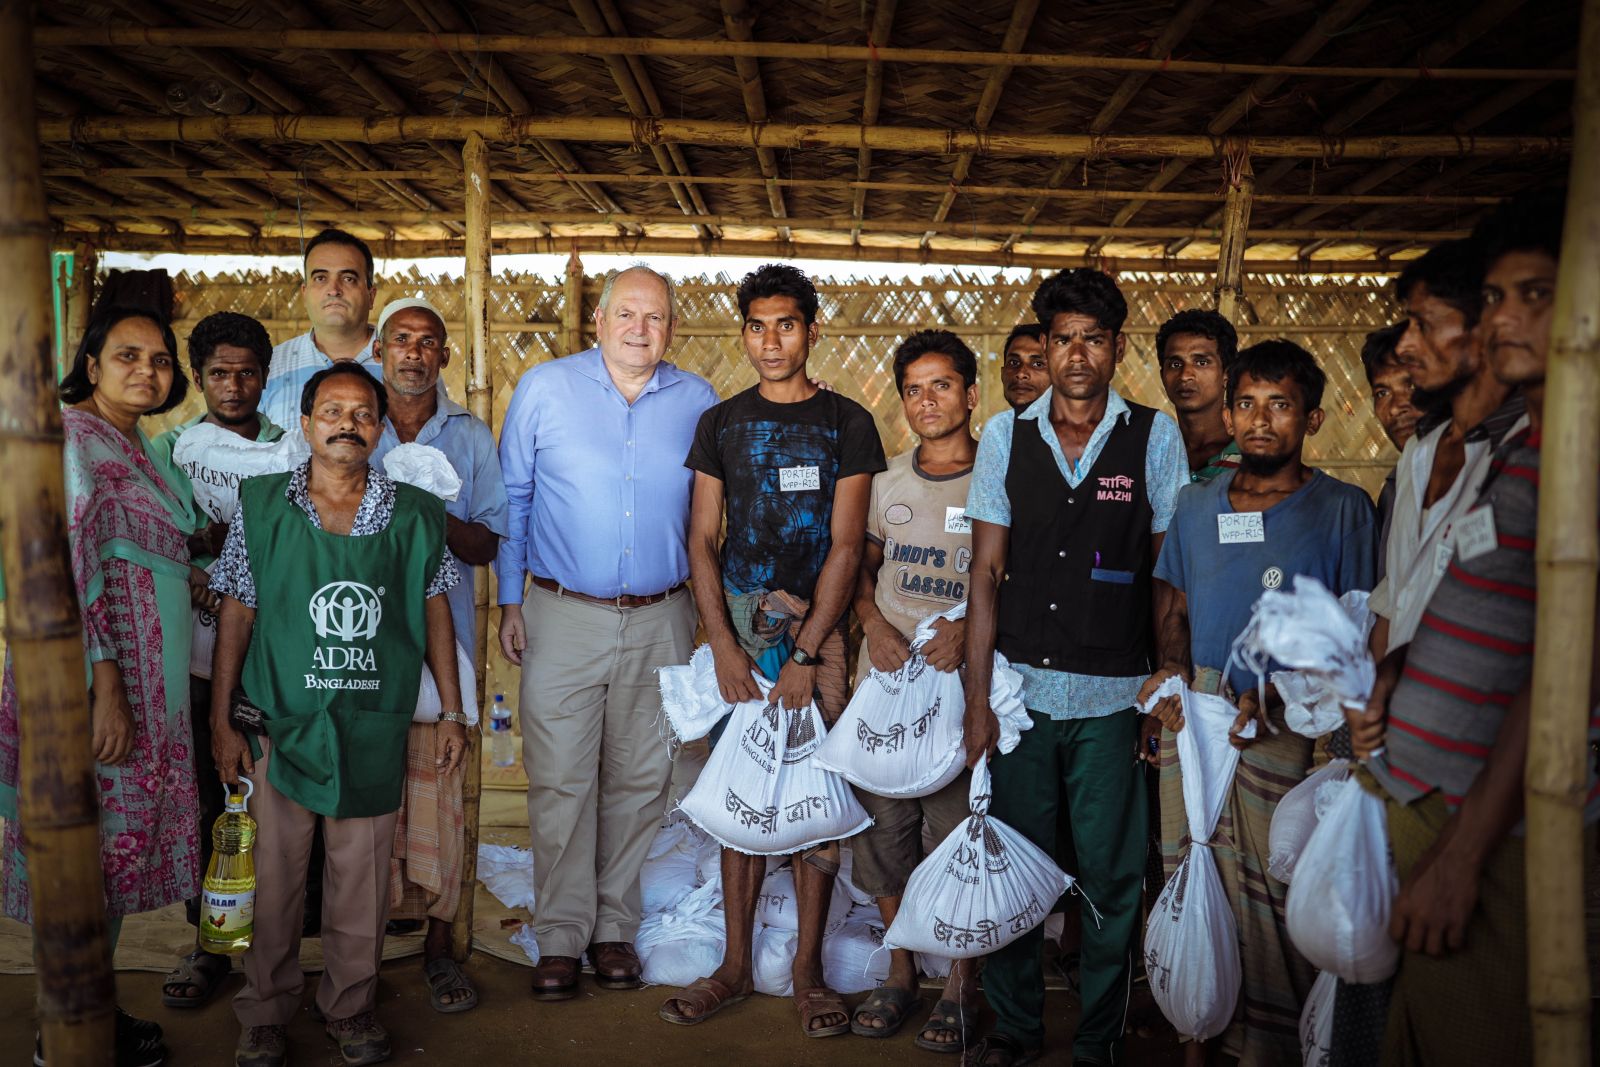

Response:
(1030, 268), (1128, 335)
(736, 263), (819, 325)
(300, 362), (387, 422)
(304, 227), (375, 287)
(1474, 190), (1564, 268)
(1359, 321), (1408, 388)
(58, 307), (188, 416)
(1155, 309), (1238, 369)
(1002, 322), (1045, 355)
(1227, 340), (1326, 411)
(187, 311), (273, 378)
(892, 329), (979, 392)
(1395, 238), (1485, 329)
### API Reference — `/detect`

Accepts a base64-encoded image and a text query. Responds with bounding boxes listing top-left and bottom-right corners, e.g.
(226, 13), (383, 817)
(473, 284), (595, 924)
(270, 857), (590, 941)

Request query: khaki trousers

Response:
(233, 741), (398, 1027)
(519, 582), (696, 958)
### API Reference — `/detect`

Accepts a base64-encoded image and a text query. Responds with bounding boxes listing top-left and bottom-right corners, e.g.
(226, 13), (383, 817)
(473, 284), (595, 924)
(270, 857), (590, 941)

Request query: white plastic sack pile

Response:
(477, 844), (539, 963)
(1268, 760), (1352, 884)
(1300, 969), (1336, 1067)
(755, 860), (851, 934)
(661, 648), (872, 855)
(413, 639), (481, 724)
(383, 442), (462, 501)
(1270, 591), (1376, 738)
(883, 756), (1073, 959)
(1139, 675), (1249, 1041)
(753, 925), (798, 996)
(640, 819), (715, 918)
(812, 604), (1030, 798)
(637, 879), (725, 987)
(171, 421), (310, 523)
(1285, 775), (1399, 983)
(822, 919), (891, 994)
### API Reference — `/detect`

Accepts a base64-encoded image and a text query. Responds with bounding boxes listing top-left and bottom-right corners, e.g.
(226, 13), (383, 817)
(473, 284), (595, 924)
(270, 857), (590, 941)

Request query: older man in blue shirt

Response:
(496, 265), (717, 1000)
(369, 297), (508, 1014)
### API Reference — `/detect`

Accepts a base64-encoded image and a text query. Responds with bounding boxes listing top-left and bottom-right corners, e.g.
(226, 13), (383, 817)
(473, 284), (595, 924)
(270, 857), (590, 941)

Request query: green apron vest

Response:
(238, 470), (445, 818)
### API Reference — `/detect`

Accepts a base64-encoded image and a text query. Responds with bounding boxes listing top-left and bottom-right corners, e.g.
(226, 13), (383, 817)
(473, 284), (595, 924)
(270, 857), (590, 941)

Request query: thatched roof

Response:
(33, 0), (1578, 270)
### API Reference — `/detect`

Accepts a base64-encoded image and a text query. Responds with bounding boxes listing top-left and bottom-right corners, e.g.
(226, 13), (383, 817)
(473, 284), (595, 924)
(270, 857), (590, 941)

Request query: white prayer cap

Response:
(375, 297), (447, 340)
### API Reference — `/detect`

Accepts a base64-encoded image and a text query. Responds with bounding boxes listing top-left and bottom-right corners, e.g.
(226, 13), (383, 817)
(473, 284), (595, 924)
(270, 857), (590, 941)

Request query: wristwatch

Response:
(789, 647), (822, 667)
(439, 710), (470, 726)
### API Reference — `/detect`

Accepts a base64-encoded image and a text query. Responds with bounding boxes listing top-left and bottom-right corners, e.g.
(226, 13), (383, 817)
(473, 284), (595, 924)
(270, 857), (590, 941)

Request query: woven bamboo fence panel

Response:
(158, 266), (1402, 492)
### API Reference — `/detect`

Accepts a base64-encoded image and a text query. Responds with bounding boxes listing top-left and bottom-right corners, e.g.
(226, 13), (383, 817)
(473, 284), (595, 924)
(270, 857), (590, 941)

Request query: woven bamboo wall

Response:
(157, 266), (1403, 495)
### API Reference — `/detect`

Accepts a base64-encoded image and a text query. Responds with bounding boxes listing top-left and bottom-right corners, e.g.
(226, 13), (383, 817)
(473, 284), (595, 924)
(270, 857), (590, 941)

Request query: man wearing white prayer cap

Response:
(370, 296), (508, 1013)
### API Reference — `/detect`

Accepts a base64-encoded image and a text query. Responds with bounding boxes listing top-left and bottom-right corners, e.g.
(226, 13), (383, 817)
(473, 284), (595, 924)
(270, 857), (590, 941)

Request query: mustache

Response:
(326, 432), (366, 446)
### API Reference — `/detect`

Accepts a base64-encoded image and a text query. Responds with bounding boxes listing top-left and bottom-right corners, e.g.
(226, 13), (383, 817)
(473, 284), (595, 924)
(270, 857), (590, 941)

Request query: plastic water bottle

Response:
(200, 780), (257, 954)
(490, 693), (516, 767)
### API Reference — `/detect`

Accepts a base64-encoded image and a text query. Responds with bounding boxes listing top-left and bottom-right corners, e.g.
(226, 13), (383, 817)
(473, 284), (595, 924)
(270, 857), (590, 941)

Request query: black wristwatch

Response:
(790, 647), (822, 667)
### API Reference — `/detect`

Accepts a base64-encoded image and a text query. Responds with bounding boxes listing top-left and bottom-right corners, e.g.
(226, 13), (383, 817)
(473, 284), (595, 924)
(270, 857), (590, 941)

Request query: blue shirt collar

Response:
(570, 346), (685, 397)
(1018, 386), (1131, 424)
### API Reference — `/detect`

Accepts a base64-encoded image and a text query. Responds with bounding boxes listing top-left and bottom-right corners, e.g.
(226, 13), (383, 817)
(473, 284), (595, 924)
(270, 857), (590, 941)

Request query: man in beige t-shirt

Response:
(847, 330), (981, 1048)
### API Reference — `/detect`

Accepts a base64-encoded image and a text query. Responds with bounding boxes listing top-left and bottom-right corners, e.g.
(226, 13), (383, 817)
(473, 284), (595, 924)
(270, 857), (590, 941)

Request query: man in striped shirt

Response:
(1349, 195), (1599, 1064)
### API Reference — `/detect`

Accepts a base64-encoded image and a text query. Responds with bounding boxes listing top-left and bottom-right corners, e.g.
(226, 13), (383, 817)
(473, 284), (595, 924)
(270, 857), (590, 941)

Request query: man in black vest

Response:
(960, 268), (1188, 1067)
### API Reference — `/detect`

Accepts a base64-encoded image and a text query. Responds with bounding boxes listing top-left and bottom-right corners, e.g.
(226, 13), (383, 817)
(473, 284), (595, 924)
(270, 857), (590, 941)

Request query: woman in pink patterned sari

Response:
(0, 309), (203, 1067)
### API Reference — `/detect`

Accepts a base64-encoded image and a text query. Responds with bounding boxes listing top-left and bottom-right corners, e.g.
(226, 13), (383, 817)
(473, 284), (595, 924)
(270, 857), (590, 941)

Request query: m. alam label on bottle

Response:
(203, 887), (255, 934)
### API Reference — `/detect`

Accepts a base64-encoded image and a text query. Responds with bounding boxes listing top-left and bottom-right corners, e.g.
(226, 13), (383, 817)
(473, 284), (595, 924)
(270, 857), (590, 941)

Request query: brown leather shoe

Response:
(587, 942), (643, 990)
(530, 955), (580, 1000)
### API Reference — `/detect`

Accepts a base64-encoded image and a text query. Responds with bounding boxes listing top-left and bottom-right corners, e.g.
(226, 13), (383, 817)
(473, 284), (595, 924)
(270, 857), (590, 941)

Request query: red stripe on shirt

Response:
(1419, 611), (1534, 656)
(1385, 761), (1461, 805)
(1402, 663), (1516, 707)
(1389, 715), (1494, 757)
(1445, 561), (1537, 601)
(1498, 533), (1536, 551)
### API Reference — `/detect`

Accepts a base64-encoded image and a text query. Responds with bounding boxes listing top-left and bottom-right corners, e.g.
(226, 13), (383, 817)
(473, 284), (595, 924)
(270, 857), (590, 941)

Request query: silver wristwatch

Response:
(439, 710), (470, 726)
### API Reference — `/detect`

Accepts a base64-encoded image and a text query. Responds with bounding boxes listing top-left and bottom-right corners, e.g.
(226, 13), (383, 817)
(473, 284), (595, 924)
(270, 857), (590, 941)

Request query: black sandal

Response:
(160, 949), (231, 1009)
(424, 957), (480, 1014)
(848, 985), (919, 1038)
(960, 1033), (1041, 1067)
(916, 998), (980, 1053)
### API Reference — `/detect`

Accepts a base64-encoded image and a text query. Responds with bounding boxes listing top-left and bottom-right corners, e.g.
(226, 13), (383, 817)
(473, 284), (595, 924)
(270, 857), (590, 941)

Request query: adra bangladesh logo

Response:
(309, 581), (383, 641)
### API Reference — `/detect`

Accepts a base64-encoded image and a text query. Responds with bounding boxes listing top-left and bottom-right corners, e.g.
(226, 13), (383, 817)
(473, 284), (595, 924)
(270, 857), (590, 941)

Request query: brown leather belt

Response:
(530, 574), (685, 609)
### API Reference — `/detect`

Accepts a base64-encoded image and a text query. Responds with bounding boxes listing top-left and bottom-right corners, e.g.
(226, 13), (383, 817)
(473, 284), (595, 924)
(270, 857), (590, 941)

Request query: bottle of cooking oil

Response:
(199, 779), (257, 954)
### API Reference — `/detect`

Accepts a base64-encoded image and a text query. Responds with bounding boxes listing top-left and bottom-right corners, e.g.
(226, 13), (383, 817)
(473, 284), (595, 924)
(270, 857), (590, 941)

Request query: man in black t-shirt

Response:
(659, 264), (885, 1039)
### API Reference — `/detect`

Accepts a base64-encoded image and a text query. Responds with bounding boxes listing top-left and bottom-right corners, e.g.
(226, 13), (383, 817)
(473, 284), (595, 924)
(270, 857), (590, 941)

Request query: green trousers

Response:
(984, 708), (1147, 1064)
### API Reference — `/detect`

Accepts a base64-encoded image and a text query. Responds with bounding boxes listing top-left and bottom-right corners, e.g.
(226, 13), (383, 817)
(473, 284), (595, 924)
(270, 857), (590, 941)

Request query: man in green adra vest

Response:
(209, 362), (468, 1067)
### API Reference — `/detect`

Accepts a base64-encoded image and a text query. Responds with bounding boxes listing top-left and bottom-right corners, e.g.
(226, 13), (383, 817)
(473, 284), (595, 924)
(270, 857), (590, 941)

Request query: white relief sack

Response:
(1139, 675), (1250, 1042)
(1285, 776), (1400, 984)
(171, 421), (309, 524)
(382, 442), (462, 502)
(822, 919), (892, 994)
(636, 879), (725, 988)
(1271, 591), (1377, 739)
(1268, 759), (1353, 884)
(412, 639), (480, 725)
(1300, 969), (1337, 1067)
(882, 756), (1074, 959)
(752, 925), (798, 996)
(640, 820), (709, 918)
(1231, 577), (1376, 728)
(664, 648), (872, 855)
(812, 603), (1032, 799)
(754, 860), (851, 933)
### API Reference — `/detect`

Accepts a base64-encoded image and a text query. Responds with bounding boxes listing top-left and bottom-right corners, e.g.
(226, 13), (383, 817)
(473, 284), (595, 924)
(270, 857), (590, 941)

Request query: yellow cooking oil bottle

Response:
(199, 779), (257, 954)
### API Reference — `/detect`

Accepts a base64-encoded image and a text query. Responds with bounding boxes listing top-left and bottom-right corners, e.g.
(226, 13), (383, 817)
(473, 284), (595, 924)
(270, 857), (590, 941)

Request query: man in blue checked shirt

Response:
(494, 265), (718, 1002)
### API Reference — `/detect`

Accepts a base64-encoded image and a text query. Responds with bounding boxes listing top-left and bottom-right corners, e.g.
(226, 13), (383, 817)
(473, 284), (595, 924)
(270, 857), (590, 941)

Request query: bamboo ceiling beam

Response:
(569, 0), (719, 238)
(45, 203), (1470, 244)
(998, 0), (1215, 253)
(923, 0), (1039, 245)
(53, 229), (1404, 273)
(32, 25), (1575, 81)
(37, 166), (1512, 208)
(35, 115), (1569, 160)
(395, 0), (627, 222)
(1214, 160), (1255, 321)
(1157, 0), (1528, 254)
(1078, 0), (1373, 256)
(852, 0), (897, 233)
(720, 0), (788, 238)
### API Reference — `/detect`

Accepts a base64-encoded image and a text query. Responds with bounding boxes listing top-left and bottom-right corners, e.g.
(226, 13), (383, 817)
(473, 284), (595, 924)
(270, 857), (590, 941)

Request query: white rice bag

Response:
(640, 821), (706, 917)
(882, 756), (1073, 959)
(753, 924), (798, 996)
(821, 919), (891, 994)
(1300, 969), (1337, 1066)
(636, 880), (725, 988)
(383, 442), (462, 502)
(1286, 776), (1399, 984)
(754, 861), (851, 934)
(1268, 759), (1352, 884)
(171, 420), (309, 523)
(412, 638), (480, 725)
(1140, 675), (1246, 1041)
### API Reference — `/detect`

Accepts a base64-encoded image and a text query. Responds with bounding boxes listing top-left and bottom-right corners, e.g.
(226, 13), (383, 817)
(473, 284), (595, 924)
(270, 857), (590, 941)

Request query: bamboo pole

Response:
(1527, 0), (1600, 1060)
(34, 115), (1569, 161)
(31, 25), (1573, 81)
(49, 231), (1406, 274)
(0, 1), (116, 1063)
(64, 239), (96, 367)
(36, 167), (1510, 207)
(1215, 159), (1255, 320)
(453, 131), (491, 965)
(40, 204), (1470, 245)
(562, 251), (584, 356)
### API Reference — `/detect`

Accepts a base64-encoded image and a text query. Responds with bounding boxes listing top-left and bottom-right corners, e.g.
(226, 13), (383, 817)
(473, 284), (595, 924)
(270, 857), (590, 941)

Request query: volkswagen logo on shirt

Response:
(309, 581), (384, 642)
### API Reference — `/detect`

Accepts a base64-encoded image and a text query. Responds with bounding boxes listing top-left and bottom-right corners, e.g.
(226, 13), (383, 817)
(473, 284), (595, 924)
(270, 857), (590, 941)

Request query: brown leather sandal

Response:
(657, 976), (749, 1026)
(794, 986), (851, 1039)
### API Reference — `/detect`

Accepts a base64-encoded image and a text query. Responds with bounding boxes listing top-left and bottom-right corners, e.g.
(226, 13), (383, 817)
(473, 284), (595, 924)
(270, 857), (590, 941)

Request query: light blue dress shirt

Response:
(966, 386), (1188, 720)
(261, 330), (382, 432)
(494, 348), (719, 603)
(372, 391), (509, 659)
